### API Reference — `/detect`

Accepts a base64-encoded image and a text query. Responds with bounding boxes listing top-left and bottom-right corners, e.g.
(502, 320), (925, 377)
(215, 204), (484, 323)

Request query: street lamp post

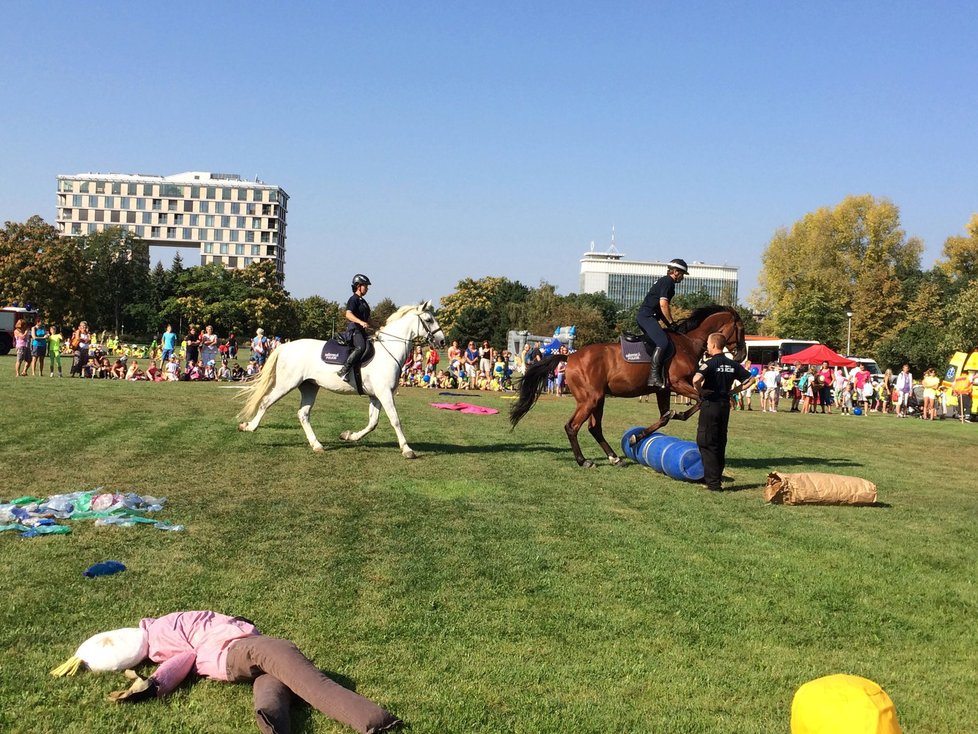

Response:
(846, 311), (854, 355)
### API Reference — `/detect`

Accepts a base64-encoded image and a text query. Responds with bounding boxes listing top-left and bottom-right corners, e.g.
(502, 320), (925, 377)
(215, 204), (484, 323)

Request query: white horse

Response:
(237, 301), (445, 457)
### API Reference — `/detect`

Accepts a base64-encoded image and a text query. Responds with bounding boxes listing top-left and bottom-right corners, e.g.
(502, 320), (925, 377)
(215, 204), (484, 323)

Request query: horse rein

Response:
(372, 312), (442, 361)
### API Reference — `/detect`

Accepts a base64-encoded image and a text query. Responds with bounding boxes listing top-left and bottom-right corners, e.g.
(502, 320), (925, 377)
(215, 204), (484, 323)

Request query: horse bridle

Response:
(373, 311), (442, 360)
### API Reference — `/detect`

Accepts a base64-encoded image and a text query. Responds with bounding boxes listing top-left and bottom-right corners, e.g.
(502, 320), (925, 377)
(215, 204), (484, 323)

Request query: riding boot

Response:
(647, 346), (666, 388)
(337, 353), (357, 380)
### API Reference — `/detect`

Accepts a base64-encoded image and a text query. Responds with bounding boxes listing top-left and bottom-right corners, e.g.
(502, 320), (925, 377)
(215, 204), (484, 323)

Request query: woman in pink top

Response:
(112, 610), (400, 734)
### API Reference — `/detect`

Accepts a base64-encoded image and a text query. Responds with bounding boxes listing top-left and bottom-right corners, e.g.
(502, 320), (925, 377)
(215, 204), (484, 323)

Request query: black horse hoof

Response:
(581, 459), (595, 468)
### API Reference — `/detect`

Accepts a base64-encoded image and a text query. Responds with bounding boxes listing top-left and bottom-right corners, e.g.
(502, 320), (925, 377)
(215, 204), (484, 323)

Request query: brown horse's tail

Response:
(510, 354), (567, 428)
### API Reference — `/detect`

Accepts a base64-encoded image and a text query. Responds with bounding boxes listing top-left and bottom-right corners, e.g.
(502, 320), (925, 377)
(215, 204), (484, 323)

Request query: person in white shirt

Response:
(894, 364), (913, 417)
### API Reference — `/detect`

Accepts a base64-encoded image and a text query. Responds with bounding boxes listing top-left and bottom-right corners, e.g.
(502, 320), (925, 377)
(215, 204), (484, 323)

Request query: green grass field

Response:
(1, 358), (976, 733)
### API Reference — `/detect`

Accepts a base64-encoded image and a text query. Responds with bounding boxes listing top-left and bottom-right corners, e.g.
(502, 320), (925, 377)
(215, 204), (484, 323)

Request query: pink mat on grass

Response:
(430, 402), (499, 415)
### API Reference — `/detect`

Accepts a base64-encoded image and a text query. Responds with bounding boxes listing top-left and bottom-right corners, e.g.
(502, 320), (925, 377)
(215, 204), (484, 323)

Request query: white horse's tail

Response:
(236, 349), (281, 421)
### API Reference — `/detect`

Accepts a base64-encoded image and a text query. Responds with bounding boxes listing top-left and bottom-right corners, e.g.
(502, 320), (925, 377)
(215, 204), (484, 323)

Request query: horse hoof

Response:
(609, 457), (624, 467)
(403, 450), (417, 459)
(237, 422), (249, 432)
(312, 445), (325, 454)
(581, 459), (595, 468)
(339, 431), (353, 441)
(628, 435), (639, 447)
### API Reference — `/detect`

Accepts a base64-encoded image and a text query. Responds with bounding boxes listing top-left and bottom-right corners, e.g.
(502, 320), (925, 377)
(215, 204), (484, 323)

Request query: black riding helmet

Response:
(667, 258), (689, 274)
(351, 273), (372, 291)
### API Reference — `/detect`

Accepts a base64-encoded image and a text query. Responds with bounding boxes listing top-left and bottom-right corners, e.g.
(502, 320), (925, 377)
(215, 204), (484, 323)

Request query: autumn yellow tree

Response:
(755, 195), (921, 353)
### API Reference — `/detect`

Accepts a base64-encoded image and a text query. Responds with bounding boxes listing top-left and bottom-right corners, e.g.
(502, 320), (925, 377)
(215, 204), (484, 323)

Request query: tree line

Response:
(752, 195), (978, 373)
(4, 198), (975, 374)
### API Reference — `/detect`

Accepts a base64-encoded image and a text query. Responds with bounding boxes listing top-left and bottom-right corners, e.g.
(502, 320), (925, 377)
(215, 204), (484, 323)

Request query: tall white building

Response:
(579, 243), (738, 309)
(56, 171), (288, 273)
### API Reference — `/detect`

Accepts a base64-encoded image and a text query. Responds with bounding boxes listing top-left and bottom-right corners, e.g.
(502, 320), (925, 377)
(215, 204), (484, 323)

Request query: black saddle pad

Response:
(620, 335), (652, 364)
(320, 339), (375, 367)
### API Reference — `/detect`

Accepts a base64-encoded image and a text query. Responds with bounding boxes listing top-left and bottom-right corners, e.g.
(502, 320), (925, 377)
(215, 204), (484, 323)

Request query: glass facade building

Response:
(56, 172), (288, 274)
(579, 248), (738, 309)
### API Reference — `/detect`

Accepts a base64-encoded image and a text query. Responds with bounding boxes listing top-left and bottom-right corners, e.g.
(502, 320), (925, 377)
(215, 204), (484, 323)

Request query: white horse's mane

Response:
(385, 302), (429, 326)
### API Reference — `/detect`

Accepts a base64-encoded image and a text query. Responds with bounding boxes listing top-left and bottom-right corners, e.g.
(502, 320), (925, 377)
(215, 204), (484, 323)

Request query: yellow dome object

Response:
(791, 674), (902, 734)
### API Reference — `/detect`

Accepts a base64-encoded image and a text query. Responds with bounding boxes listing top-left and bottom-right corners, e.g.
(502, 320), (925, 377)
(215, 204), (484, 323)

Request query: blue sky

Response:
(2, 2), (975, 308)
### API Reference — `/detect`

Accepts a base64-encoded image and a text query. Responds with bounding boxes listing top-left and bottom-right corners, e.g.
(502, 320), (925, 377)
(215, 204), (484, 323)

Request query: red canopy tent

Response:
(781, 344), (857, 367)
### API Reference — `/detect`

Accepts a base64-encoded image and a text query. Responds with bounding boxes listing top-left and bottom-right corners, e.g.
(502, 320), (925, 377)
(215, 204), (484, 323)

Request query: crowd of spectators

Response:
(12, 318), (284, 384)
(733, 359), (978, 422)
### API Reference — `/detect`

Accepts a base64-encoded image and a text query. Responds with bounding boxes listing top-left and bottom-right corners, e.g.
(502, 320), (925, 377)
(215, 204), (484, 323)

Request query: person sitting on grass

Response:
(54, 610), (401, 734)
(164, 356), (180, 381)
(145, 361), (163, 382)
(125, 360), (147, 381)
(111, 357), (127, 380)
(231, 362), (246, 381)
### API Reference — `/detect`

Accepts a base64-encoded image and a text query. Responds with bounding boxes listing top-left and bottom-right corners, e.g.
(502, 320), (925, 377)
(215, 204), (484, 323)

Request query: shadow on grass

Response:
(726, 455), (863, 469)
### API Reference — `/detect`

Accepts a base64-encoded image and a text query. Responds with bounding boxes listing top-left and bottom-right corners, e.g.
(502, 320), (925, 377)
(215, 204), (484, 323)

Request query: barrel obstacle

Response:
(621, 427), (705, 482)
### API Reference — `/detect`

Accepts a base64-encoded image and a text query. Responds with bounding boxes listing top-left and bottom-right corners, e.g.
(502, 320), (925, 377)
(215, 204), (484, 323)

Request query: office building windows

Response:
(58, 172), (287, 276)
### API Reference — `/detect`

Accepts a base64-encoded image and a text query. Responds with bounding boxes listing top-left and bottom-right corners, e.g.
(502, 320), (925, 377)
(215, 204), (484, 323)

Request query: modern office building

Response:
(579, 242), (738, 309)
(56, 172), (288, 273)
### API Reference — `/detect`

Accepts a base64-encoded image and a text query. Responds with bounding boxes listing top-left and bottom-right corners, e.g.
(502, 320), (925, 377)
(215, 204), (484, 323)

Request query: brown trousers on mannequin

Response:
(226, 636), (400, 734)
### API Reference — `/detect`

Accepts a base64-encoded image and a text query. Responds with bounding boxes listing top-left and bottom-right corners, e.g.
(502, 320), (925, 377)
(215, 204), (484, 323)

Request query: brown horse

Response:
(510, 306), (746, 467)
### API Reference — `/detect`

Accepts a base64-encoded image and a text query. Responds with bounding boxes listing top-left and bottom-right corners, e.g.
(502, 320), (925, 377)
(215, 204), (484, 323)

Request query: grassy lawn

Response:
(0, 357), (975, 733)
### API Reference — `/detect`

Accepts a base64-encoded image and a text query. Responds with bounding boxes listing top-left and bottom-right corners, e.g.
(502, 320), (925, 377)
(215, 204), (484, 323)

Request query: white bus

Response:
(745, 337), (818, 368)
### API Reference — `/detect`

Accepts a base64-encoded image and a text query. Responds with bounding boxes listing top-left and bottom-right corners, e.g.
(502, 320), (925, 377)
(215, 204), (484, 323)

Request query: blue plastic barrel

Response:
(621, 426), (646, 461)
(639, 434), (680, 473)
(660, 439), (705, 481)
(624, 429), (705, 482)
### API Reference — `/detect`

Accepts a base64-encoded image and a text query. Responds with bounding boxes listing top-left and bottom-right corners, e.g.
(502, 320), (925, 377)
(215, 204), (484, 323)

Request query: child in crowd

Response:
(164, 356), (180, 381)
(217, 362), (231, 380)
(246, 359), (259, 378)
(840, 379), (853, 414)
(203, 360), (217, 381)
(231, 362), (245, 381)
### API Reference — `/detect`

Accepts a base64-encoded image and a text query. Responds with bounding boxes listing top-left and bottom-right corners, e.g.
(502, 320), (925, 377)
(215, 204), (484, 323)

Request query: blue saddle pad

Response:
(620, 335), (652, 363)
(320, 339), (350, 365)
(320, 339), (376, 367)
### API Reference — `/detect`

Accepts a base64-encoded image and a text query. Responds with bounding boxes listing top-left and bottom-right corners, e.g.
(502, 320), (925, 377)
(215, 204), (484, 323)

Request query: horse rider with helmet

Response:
(338, 274), (372, 380)
(637, 258), (688, 388)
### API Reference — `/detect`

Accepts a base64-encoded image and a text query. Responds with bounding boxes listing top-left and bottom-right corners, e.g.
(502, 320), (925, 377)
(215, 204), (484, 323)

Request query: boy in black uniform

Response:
(636, 258), (688, 387)
(692, 333), (756, 491)
(338, 273), (372, 379)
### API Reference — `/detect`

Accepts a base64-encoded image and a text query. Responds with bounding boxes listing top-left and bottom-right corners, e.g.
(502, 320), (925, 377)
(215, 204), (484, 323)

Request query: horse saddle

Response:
(319, 338), (376, 368)
(620, 334), (653, 364)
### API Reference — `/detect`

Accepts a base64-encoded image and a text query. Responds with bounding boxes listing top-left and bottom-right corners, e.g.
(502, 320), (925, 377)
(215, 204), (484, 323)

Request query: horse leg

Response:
(238, 380), (302, 433)
(587, 397), (623, 466)
(339, 397), (381, 442)
(373, 389), (417, 459)
(629, 390), (676, 445)
(669, 379), (703, 421)
(564, 394), (600, 468)
(297, 381), (324, 453)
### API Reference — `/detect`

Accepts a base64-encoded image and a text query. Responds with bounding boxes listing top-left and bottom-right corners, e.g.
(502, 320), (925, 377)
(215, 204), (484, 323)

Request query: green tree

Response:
(292, 296), (344, 340)
(77, 227), (151, 335)
(755, 195), (920, 352)
(0, 216), (89, 326)
(372, 298), (398, 328)
(439, 276), (530, 347)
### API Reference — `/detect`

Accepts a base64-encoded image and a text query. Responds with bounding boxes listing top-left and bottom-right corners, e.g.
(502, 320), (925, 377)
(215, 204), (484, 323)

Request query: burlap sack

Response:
(765, 472), (878, 506)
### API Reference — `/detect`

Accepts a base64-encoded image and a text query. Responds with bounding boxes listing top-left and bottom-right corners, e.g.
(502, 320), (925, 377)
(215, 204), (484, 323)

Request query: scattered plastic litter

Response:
(0, 489), (182, 538)
(83, 560), (127, 578)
